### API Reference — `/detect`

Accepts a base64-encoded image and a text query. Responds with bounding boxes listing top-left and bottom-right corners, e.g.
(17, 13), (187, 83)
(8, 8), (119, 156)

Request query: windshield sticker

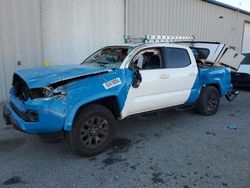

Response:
(103, 78), (122, 89)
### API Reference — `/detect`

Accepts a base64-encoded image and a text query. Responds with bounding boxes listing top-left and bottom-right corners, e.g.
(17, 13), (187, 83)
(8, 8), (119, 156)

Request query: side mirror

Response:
(132, 70), (142, 88)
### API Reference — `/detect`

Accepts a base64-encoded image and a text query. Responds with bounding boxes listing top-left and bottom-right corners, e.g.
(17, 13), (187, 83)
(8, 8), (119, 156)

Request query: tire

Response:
(197, 86), (220, 116)
(68, 104), (115, 157)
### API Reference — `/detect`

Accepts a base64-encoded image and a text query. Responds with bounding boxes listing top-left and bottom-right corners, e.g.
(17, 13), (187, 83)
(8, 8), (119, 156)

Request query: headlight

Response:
(44, 86), (67, 98)
(44, 87), (54, 97)
(29, 88), (46, 99)
(30, 86), (67, 99)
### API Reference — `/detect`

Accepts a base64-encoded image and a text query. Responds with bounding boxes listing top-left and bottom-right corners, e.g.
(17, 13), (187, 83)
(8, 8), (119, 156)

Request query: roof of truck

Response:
(110, 41), (222, 48)
(178, 41), (221, 44)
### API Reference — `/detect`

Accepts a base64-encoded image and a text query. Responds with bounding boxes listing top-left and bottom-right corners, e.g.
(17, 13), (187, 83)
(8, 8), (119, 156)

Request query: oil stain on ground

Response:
(102, 156), (126, 166)
(0, 137), (26, 152)
(102, 138), (132, 167)
(151, 173), (165, 184)
(3, 126), (13, 130)
(2, 176), (25, 185)
(112, 138), (132, 153)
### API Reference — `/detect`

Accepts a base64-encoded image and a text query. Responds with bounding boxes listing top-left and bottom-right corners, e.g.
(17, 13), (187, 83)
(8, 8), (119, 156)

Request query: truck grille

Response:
(12, 74), (30, 101)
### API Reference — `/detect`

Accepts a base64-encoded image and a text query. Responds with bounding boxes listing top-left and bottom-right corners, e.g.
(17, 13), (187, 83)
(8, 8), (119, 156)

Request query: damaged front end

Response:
(4, 73), (71, 133)
(30, 86), (67, 99)
(12, 73), (67, 101)
(4, 64), (115, 134)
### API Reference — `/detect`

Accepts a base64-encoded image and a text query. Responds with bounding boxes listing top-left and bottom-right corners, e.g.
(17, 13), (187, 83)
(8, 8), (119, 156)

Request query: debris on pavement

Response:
(227, 124), (237, 130)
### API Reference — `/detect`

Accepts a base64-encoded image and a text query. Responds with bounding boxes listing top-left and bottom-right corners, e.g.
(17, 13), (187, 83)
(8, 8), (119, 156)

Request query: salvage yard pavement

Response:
(0, 90), (250, 188)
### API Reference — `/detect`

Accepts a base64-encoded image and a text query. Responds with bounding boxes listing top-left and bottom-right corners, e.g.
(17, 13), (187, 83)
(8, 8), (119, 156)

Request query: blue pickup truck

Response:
(3, 35), (242, 156)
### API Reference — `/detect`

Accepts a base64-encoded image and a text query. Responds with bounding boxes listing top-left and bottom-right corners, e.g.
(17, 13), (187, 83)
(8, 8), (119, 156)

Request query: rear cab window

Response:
(161, 47), (191, 68)
(190, 47), (210, 60)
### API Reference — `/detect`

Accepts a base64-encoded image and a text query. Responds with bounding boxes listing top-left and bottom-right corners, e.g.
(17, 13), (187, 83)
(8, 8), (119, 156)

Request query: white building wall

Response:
(1, 0), (250, 102)
(242, 22), (250, 53)
(41, 0), (125, 65)
(0, 0), (42, 102)
(127, 0), (250, 51)
(0, 0), (125, 102)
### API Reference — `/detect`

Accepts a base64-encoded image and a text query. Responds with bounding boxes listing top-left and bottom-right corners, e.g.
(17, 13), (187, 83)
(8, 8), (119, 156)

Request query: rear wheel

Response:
(197, 86), (220, 116)
(68, 104), (115, 157)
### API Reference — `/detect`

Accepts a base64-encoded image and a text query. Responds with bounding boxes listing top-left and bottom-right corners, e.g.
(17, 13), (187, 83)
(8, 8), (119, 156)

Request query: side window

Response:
(131, 48), (162, 70)
(162, 48), (191, 68)
(190, 47), (210, 59)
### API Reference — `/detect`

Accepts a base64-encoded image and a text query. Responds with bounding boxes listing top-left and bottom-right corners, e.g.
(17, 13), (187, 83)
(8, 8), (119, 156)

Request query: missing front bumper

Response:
(3, 106), (11, 125)
(3, 105), (22, 131)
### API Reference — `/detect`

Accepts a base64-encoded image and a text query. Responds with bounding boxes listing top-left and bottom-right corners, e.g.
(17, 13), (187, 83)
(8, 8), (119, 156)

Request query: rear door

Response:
(161, 47), (198, 104)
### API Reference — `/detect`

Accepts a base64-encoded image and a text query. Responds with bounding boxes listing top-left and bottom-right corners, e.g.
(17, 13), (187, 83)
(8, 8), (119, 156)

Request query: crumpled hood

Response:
(15, 64), (111, 88)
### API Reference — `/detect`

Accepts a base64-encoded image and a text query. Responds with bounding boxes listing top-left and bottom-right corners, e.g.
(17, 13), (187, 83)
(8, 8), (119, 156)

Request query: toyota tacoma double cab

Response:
(3, 35), (243, 156)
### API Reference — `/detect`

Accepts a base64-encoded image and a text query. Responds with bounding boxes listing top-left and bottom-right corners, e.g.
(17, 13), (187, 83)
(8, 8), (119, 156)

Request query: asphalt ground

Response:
(0, 89), (249, 188)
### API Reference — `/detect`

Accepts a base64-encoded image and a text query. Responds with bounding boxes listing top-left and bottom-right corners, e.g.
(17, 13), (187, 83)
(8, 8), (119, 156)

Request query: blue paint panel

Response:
(5, 68), (133, 133)
(5, 63), (232, 134)
(5, 96), (65, 133)
(16, 64), (111, 88)
(186, 73), (201, 104)
(64, 68), (133, 131)
(186, 67), (232, 104)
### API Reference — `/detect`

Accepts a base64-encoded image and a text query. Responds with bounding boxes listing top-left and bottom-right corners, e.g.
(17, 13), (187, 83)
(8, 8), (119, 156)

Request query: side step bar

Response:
(225, 90), (239, 102)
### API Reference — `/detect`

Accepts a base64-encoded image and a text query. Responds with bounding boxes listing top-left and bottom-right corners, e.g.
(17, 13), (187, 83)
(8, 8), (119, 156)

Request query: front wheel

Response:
(68, 104), (115, 157)
(197, 86), (220, 116)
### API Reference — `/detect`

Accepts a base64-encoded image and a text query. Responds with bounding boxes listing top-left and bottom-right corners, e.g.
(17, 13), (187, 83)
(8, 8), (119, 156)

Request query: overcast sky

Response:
(216, 0), (250, 12)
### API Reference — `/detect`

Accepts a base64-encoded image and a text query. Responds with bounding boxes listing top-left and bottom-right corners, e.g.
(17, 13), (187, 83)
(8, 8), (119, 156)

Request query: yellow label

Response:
(43, 60), (51, 67)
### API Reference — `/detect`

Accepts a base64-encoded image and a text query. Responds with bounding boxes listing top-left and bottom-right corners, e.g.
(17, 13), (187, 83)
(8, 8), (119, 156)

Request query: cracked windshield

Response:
(82, 47), (133, 69)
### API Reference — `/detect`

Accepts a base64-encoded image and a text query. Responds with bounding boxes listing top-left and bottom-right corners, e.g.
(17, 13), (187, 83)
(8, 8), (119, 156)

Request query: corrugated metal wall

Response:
(0, 0), (42, 102)
(40, 0), (124, 65)
(242, 22), (250, 53)
(127, 0), (250, 51)
(1, 0), (250, 102)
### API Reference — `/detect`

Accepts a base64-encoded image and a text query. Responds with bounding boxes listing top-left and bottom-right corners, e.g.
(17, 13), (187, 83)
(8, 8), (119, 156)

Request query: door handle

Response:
(159, 74), (170, 79)
(189, 72), (196, 77)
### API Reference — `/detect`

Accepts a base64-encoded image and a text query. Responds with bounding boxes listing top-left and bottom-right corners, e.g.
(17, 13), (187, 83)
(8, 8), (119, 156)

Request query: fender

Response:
(186, 67), (231, 104)
(64, 94), (118, 131)
(200, 68), (231, 96)
(63, 69), (133, 131)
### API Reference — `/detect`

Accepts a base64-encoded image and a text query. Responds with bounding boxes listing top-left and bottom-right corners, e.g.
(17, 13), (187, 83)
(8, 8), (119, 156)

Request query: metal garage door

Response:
(242, 22), (250, 53)
(0, 0), (42, 102)
(41, 0), (125, 65)
(0, 34), (5, 102)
